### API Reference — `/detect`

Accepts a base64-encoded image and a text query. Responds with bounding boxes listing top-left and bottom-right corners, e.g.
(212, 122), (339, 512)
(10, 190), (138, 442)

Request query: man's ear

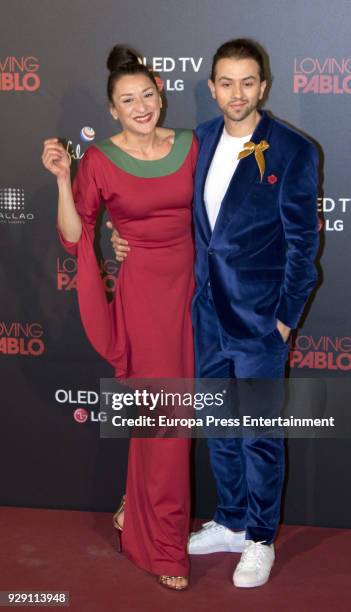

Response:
(208, 79), (216, 100)
(259, 79), (267, 101)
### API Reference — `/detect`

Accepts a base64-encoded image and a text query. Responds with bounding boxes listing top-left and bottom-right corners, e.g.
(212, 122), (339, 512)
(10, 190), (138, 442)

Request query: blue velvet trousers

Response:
(193, 286), (289, 544)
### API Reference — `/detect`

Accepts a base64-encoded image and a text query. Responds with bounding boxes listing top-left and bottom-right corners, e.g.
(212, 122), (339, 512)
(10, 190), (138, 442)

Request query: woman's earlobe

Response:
(109, 105), (118, 121)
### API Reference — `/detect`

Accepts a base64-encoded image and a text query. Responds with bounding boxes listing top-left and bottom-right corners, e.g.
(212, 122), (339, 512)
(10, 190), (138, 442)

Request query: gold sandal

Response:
(113, 495), (125, 553)
(158, 575), (188, 591)
(112, 495), (126, 531)
(113, 495), (125, 531)
(113, 496), (188, 589)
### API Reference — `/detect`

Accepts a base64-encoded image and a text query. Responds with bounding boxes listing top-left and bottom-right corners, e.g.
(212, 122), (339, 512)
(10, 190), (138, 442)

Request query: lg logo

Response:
(73, 408), (89, 424)
(73, 408), (108, 424)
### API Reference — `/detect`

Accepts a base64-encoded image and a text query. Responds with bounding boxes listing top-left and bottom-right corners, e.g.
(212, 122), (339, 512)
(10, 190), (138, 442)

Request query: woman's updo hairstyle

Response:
(107, 44), (158, 104)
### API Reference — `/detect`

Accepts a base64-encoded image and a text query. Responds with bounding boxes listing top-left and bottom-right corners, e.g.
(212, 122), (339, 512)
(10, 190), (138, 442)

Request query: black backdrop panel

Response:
(1, 0), (351, 526)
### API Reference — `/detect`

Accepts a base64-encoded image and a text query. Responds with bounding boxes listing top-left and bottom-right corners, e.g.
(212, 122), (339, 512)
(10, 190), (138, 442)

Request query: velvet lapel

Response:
(211, 111), (273, 239)
(195, 116), (224, 243)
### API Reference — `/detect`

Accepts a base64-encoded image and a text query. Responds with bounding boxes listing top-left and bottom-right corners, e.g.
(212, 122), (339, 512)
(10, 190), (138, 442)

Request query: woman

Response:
(42, 45), (197, 591)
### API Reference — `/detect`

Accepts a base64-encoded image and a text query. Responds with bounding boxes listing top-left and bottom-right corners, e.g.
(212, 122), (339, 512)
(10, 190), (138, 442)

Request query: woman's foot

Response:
(113, 495), (125, 530)
(158, 576), (188, 591)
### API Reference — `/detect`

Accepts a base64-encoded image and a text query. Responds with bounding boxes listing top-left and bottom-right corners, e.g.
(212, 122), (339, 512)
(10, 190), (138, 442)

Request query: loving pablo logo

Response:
(293, 57), (351, 94)
(0, 56), (40, 92)
(0, 321), (45, 355)
(290, 335), (351, 371)
(57, 256), (118, 292)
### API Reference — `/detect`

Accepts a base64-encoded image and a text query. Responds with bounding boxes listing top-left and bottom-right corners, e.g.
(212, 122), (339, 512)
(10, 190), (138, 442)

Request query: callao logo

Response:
(0, 188), (35, 224)
(57, 257), (117, 292)
(290, 335), (351, 370)
(0, 56), (40, 92)
(55, 389), (109, 424)
(293, 57), (351, 94)
(0, 322), (45, 355)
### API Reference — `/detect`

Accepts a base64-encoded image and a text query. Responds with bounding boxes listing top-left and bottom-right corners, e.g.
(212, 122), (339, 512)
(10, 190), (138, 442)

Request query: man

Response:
(111, 39), (319, 588)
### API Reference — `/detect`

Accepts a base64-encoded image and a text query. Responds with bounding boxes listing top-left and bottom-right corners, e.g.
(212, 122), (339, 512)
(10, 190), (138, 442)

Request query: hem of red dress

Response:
(114, 369), (128, 380)
(122, 549), (189, 578)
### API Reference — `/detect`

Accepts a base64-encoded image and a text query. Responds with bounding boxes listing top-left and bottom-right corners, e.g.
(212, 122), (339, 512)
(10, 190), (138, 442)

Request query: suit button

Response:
(208, 282), (211, 287)
(208, 249), (214, 255)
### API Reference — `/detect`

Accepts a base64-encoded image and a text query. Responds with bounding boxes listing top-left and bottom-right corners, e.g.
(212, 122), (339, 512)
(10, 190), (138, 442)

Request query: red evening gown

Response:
(58, 129), (197, 577)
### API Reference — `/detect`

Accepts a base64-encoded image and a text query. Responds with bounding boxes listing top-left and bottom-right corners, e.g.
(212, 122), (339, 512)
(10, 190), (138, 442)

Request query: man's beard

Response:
(224, 99), (259, 123)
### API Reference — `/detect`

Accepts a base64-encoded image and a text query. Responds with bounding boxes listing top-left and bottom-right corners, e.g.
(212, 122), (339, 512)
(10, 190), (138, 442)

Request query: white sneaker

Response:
(188, 520), (246, 554)
(233, 540), (275, 588)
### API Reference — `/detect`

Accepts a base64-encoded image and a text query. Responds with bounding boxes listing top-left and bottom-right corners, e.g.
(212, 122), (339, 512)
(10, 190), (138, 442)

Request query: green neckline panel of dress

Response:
(95, 129), (193, 178)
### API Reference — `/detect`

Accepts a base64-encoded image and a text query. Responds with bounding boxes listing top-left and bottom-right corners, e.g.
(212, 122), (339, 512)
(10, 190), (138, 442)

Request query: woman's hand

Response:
(106, 221), (130, 262)
(42, 138), (82, 242)
(42, 138), (71, 182)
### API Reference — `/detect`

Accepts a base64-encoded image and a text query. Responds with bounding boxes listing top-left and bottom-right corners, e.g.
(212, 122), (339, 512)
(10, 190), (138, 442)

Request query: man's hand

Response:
(276, 319), (291, 343)
(106, 221), (130, 262)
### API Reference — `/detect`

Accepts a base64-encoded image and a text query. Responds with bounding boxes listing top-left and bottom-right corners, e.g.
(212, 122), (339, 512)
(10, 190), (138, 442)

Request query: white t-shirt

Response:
(204, 128), (252, 231)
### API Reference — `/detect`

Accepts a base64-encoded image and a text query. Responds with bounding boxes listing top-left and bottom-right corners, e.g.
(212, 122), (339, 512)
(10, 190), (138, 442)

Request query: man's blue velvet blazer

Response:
(193, 111), (319, 339)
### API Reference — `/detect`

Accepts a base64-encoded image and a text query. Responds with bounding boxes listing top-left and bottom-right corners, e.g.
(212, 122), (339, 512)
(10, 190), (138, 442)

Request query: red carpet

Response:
(0, 507), (349, 612)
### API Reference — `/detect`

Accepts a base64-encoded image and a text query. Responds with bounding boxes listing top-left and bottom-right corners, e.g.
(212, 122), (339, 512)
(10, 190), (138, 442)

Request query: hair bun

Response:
(107, 45), (142, 73)
(106, 43), (156, 103)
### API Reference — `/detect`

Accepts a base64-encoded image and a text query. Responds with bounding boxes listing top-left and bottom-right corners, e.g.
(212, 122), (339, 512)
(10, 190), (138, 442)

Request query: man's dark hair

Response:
(211, 39), (266, 82)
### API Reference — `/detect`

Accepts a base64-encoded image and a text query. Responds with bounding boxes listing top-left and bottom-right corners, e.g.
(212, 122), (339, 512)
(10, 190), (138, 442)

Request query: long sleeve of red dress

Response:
(57, 152), (123, 373)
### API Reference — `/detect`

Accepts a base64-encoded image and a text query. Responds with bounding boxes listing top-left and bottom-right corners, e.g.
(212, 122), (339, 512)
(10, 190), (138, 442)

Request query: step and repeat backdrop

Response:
(1, 0), (351, 526)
